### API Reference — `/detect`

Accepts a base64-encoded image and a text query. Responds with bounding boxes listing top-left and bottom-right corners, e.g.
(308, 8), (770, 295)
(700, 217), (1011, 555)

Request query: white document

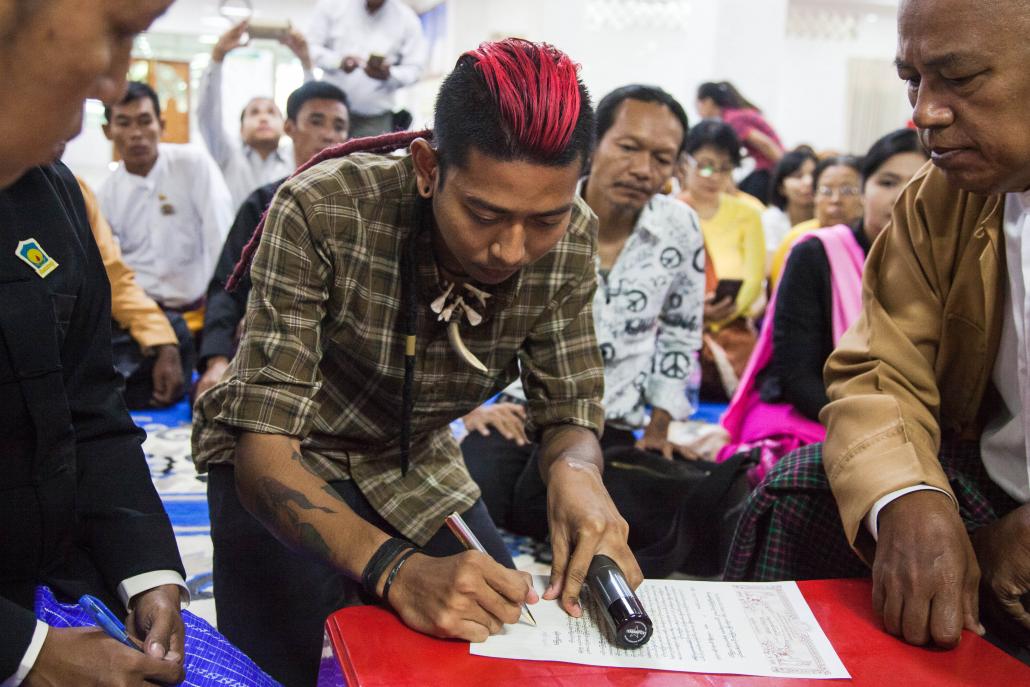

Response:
(471, 576), (849, 680)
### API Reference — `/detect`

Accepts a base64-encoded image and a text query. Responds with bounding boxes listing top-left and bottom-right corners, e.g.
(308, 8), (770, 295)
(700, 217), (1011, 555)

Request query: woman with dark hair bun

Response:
(762, 150), (817, 263)
(696, 81), (785, 204)
(716, 129), (928, 481)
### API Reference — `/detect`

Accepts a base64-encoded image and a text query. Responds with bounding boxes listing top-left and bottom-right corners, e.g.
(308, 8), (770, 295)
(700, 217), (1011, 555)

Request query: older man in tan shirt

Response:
(725, 0), (1030, 659)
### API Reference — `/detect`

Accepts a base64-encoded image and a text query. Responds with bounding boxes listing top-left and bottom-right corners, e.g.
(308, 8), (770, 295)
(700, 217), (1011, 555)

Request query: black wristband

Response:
(362, 538), (412, 599)
(382, 548), (420, 607)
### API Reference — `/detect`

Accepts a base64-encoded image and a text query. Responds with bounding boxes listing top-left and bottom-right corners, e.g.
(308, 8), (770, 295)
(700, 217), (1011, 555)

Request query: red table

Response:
(325, 579), (1030, 686)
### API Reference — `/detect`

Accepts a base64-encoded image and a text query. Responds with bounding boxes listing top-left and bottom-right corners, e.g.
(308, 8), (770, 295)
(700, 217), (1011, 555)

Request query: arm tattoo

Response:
(322, 484), (348, 504)
(290, 448), (323, 478)
(254, 476), (336, 561)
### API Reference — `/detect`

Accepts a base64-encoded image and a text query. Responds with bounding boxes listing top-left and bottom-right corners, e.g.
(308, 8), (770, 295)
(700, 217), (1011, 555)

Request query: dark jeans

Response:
(207, 464), (514, 687)
(111, 311), (194, 409)
(462, 423), (636, 541)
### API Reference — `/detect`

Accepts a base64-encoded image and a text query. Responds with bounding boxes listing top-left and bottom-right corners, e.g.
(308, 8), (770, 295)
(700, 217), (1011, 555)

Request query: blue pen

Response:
(78, 594), (142, 652)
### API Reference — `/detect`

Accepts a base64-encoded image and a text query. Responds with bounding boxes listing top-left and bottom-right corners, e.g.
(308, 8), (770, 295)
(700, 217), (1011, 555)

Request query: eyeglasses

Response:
(687, 155), (735, 178)
(816, 185), (861, 199)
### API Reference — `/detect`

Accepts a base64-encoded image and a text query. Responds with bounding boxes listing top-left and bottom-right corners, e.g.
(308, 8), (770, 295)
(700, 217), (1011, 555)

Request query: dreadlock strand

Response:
(399, 196), (428, 475)
(226, 129), (433, 291)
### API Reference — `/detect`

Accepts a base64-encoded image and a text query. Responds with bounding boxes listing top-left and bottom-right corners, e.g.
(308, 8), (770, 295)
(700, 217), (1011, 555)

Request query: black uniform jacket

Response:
(0, 163), (184, 675)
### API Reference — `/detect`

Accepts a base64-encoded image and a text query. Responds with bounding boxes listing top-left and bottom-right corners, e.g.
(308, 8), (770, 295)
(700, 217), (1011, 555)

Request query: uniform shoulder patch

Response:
(15, 238), (59, 278)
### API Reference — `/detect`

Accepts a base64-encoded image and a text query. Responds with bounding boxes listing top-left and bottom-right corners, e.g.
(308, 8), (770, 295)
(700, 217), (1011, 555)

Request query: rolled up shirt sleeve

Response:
(215, 181), (331, 438)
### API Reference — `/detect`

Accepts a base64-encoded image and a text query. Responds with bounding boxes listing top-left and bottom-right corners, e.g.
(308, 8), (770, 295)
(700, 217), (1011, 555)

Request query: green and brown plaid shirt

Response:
(192, 152), (605, 544)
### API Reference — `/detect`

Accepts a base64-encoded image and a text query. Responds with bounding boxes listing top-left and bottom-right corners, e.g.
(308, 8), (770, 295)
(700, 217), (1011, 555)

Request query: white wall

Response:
(66, 0), (911, 188)
(773, 7), (907, 152)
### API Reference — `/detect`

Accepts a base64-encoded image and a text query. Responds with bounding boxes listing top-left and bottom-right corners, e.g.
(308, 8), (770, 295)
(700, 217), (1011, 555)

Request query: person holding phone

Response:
(677, 120), (765, 400)
(677, 121), (765, 328)
(305, 0), (428, 137)
(199, 19), (314, 208)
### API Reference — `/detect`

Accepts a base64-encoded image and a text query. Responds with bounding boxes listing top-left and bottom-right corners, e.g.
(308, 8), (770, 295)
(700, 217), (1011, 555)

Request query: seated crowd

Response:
(2, 0), (1029, 685)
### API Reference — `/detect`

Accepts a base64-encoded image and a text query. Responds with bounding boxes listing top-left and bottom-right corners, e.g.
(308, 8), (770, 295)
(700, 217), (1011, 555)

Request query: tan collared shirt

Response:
(192, 152), (605, 544)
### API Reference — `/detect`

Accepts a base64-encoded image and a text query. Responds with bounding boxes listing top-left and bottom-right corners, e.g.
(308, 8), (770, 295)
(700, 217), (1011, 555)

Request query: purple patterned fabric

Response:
(34, 586), (281, 687)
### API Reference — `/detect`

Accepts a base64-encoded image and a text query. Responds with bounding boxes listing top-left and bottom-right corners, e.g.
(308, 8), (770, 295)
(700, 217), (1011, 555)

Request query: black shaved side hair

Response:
(595, 84), (690, 153)
(104, 81), (161, 123)
(432, 45), (596, 182)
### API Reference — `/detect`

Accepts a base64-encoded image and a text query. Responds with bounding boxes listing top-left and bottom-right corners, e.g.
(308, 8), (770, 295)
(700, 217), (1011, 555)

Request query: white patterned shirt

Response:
(594, 193), (705, 427)
(504, 192), (705, 429)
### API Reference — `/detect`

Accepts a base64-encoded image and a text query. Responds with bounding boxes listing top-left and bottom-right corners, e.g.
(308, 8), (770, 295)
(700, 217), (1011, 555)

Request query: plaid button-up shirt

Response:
(192, 152), (605, 544)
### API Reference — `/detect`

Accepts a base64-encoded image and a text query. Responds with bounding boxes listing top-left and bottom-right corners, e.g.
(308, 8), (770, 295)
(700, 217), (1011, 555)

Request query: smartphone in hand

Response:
(713, 278), (743, 304)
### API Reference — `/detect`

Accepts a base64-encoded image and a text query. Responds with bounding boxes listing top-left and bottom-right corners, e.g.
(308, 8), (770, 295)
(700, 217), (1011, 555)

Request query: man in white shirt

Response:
(306, 0), (428, 137)
(724, 0), (1030, 659)
(198, 20), (313, 209)
(462, 85), (705, 538)
(99, 82), (234, 312)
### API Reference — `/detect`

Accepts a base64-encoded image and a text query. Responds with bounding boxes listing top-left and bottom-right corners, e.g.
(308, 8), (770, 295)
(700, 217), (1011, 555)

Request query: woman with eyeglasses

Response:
(769, 155), (865, 285)
(696, 81), (785, 205)
(677, 120), (765, 400)
(717, 129), (929, 480)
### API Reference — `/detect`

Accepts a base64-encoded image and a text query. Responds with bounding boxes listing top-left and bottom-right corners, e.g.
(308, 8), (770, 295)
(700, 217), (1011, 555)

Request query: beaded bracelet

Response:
(382, 548), (420, 607)
(361, 537), (412, 599)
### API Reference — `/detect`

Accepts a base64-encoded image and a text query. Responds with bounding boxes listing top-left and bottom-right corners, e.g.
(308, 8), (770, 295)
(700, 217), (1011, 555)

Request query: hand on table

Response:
(873, 489), (983, 648)
(544, 458), (642, 616)
(150, 345), (184, 407)
(386, 550), (538, 643)
(973, 503), (1030, 633)
(462, 403), (528, 446)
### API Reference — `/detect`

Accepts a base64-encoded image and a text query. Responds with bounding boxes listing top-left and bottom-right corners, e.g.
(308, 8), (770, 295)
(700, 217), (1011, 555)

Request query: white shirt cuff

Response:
(1, 620), (48, 687)
(118, 571), (191, 611)
(865, 485), (951, 541)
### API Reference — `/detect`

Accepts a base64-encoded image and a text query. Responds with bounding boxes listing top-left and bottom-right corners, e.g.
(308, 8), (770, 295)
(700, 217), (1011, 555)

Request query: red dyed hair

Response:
(462, 38), (582, 159)
(226, 129), (431, 290)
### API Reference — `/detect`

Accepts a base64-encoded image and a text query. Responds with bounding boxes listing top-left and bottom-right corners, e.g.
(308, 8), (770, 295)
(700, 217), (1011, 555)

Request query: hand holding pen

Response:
(378, 514), (538, 643)
(445, 512), (537, 626)
(19, 595), (183, 687)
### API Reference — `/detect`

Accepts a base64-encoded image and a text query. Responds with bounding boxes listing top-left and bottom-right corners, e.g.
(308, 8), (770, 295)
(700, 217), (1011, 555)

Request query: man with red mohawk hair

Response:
(193, 38), (641, 685)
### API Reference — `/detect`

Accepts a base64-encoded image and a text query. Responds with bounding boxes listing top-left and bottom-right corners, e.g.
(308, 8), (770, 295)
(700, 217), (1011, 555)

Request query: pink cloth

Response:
(717, 224), (865, 482)
(722, 108), (783, 172)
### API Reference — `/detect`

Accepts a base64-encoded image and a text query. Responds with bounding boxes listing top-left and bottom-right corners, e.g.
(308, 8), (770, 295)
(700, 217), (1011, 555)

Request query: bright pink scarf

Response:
(717, 224), (865, 481)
